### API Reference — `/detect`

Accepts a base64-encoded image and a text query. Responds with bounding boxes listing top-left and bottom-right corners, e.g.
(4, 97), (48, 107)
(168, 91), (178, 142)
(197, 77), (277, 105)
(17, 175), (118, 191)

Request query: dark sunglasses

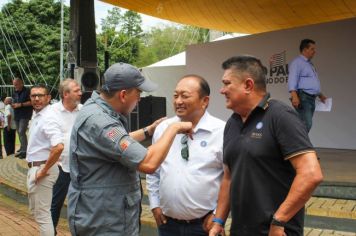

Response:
(181, 135), (189, 161)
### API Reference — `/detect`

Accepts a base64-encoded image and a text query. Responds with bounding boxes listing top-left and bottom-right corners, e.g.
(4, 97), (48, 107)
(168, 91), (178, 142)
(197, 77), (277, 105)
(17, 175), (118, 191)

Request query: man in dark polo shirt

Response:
(12, 78), (33, 159)
(209, 56), (323, 236)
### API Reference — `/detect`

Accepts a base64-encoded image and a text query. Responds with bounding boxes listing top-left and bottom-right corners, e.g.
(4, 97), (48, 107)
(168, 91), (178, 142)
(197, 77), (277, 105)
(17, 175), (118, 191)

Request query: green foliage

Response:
(135, 25), (209, 67)
(0, 0), (69, 91)
(0, 1), (211, 90)
(97, 9), (143, 72)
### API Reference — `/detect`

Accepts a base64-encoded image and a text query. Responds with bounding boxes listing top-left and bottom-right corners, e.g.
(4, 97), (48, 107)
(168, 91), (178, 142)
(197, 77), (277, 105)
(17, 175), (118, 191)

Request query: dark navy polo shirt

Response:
(12, 87), (33, 121)
(223, 93), (314, 236)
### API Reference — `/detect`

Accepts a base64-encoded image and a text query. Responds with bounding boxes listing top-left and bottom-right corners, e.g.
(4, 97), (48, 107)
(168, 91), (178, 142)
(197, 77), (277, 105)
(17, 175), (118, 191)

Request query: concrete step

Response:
(0, 157), (355, 235)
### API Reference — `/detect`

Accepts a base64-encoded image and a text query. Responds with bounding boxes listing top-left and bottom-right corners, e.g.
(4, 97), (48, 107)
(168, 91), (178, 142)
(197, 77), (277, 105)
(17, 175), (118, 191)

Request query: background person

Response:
(50, 79), (82, 233)
(12, 78), (33, 159)
(3, 97), (16, 156)
(27, 84), (64, 236)
(288, 39), (327, 132)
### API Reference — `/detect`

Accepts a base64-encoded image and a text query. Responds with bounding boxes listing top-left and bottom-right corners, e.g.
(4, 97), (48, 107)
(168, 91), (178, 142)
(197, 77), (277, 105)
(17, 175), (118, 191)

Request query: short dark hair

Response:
(222, 55), (266, 91)
(180, 74), (210, 97)
(299, 39), (315, 52)
(30, 84), (49, 95)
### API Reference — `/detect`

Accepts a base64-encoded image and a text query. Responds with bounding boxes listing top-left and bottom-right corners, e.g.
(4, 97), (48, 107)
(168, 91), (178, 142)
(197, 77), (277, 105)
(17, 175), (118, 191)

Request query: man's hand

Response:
(35, 168), (49, 184)
(268, 225), (287, 236)
(209, 223), (225, 236)
(147, 117), (167, 136)
(291, 96), (300, 109)
(319, 94), (327, 103)
(203, 213), (214, 232)
(151, 207), (167, 226)
(11, 103), (21, 109)
(171, 121), (193, 138)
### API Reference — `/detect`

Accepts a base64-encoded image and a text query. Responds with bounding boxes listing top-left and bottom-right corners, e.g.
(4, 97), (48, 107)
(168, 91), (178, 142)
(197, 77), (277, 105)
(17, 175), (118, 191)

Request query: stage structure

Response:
(69, 0), (100, 104)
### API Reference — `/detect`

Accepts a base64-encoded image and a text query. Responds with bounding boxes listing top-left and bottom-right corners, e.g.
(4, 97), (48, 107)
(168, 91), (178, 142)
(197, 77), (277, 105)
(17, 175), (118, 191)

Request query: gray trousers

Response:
(15, 118), (30, 153)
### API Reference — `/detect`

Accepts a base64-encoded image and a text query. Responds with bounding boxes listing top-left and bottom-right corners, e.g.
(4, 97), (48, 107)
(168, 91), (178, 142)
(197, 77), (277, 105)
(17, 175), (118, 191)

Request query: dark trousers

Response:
(51, 165), (70, 230)
(0, 128), (2, 157)
(15, 118), (30, 153)
(296, 90), (316, 133)
(158, 218), (207, 236)
(3, 127), (16, 156)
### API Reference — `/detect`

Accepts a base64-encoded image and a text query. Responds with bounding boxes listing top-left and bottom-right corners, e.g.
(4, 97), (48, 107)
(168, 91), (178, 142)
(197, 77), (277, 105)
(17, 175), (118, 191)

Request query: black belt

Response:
(27, 160), (46, 168)
(298, 90), (317, 98)
(166, 211), (212, 224)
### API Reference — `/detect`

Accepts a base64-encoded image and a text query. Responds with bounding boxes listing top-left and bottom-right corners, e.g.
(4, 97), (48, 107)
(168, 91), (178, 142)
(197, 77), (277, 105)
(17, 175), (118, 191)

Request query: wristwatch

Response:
(143, 127), (150, 139)
(271, 215), (286, 227)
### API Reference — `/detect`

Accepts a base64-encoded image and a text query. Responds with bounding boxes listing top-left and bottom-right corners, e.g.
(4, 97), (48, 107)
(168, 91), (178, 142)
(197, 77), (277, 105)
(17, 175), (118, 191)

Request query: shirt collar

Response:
(91, 91), (128, 127)
(34, 104), (50, 117)
(300, 55), (310, 62)
(175, 111), (216, 133)
(57, 100), (81, 112)
(256, 93), (271, 111)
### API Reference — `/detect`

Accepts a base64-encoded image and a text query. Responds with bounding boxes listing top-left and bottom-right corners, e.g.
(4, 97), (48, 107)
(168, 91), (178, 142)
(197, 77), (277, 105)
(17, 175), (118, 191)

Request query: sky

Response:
(0, 0), (176, 32)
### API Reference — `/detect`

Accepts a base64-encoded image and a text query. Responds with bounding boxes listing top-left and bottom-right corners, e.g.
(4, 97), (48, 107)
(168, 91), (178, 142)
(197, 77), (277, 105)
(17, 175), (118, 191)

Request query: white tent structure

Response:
(141, 33), (246, 117)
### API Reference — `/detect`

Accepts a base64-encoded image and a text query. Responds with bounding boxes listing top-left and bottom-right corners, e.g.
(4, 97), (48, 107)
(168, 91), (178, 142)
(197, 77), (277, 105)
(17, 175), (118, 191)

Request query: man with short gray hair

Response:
(67, 62), (193, 235)
(50, 79), (82, 233)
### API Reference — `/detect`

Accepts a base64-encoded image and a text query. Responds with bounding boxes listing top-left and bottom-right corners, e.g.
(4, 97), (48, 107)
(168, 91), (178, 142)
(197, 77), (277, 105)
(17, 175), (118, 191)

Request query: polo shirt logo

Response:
(256, 122), (263, 129)
(251, 132), (263, 139)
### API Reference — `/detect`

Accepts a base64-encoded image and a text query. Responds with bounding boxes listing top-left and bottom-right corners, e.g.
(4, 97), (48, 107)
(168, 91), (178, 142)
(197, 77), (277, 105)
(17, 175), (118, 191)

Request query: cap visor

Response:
(138, 78), (158, 92)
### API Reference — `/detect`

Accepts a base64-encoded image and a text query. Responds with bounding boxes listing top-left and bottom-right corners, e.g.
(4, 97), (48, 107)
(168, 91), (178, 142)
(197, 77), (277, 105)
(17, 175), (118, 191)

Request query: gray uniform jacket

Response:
(67, 91), (147, 236)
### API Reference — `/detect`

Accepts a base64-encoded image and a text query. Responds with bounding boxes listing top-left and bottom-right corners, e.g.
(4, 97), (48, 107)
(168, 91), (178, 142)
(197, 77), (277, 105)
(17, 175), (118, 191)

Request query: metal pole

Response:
(59, 0), (64, 81)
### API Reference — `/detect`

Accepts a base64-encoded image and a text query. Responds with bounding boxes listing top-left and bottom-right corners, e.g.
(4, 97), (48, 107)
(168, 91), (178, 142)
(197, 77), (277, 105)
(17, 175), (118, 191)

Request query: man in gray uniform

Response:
(67, 62), (193, 236)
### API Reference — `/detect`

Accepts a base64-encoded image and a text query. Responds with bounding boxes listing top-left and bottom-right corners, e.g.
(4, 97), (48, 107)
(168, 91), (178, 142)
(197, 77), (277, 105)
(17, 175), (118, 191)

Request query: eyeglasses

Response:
(30, 94), (47, 99)
(181, 135), (189, 161)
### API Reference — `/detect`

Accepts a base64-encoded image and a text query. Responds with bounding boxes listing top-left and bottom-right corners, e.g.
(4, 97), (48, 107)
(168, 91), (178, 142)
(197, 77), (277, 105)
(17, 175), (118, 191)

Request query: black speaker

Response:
(129, 96), (166, 131)
(74, 67), (100, 104)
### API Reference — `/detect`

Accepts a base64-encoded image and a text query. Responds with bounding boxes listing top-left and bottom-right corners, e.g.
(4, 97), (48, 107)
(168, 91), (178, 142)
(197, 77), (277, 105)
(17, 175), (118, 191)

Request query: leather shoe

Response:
(18, 153), (26, 159)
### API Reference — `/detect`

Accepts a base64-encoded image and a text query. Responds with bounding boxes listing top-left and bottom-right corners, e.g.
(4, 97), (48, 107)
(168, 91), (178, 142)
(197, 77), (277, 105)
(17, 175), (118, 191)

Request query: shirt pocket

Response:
(188, 147), (222, 176)
(300, 67), (313, 78)
(124, 190), (141, 230)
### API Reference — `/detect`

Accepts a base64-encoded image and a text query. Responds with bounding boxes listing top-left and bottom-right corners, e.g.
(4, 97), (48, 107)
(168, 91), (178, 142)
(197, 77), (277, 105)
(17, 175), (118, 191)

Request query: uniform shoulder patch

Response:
(119, 138), (132, 152)
(106, 127), (124, 143)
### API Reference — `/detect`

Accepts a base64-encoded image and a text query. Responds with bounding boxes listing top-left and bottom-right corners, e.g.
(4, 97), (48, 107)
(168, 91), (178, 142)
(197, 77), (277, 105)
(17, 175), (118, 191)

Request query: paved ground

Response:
(0, 156), (355, 235)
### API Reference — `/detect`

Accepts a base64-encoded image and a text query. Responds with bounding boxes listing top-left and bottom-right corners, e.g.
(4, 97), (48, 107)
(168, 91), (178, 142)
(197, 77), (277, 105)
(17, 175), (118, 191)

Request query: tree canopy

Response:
(0, 0), (69, 92)
(0, 0), (210, 94)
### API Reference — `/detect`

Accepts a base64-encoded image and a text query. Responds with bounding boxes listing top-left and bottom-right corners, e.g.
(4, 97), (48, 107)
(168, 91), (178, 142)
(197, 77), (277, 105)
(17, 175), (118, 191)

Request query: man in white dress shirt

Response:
(26, 84), (64, 236)
(50, 79), (82, 233)
(146, 75), (225, 236)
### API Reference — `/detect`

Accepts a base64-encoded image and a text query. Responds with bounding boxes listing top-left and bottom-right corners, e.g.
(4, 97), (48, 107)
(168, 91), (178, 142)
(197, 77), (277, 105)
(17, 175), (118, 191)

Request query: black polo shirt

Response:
(223, 93), (314, 236)
(12, 87), (33, 121)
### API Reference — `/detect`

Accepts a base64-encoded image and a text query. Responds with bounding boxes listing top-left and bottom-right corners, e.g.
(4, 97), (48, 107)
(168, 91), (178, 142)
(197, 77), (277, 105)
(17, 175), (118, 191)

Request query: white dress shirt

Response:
(50, 101), (82, 172)
(4, 104), (16, 129)
(27, 105), (64, 162)
(146, 111), (225, 220)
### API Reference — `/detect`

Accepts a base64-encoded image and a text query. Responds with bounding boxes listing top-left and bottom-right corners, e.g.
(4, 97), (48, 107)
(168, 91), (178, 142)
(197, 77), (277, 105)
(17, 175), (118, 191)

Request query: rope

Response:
(0, 22), (32, 85)
(2, 5), (46, 85)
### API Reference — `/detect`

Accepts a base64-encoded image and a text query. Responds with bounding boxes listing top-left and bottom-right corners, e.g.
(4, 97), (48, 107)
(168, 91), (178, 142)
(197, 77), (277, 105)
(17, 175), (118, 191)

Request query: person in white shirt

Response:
(26, 84), (64, 236)
(50, 79), (82, 233)
(146, 75), (225, 236)
(3, 97), (17, 156)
